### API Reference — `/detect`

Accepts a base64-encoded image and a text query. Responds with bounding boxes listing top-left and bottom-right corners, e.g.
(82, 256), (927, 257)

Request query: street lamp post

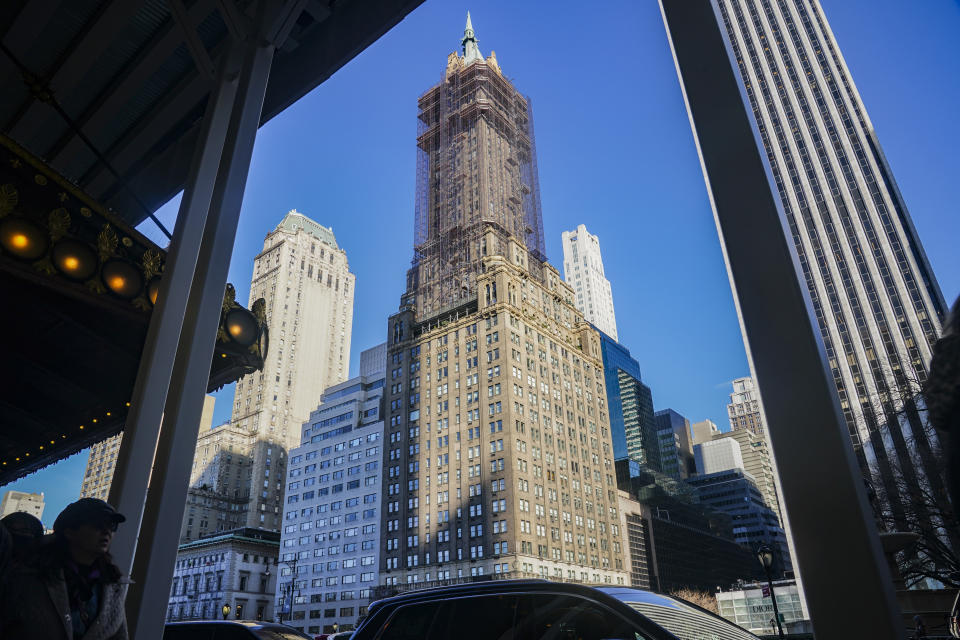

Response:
(277, 557), (297, 624)
(221, 604), (231, 620)
(757, 544), (785, 639)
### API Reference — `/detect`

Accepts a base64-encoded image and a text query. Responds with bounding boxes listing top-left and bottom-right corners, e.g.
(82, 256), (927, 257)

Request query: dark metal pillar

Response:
(107, 43), (242, 575)
(123, 32), (276, 639)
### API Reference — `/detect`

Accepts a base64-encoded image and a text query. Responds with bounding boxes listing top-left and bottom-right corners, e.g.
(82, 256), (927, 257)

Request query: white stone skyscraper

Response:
(225, 210), (355, 531)
(714, 0), (948, 526)
(561, 224), (618, 341)
(231, 210), (355, 450)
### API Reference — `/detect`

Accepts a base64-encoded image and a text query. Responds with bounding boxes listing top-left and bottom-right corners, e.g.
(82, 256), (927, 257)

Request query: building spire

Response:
(461, 11), (483, 64)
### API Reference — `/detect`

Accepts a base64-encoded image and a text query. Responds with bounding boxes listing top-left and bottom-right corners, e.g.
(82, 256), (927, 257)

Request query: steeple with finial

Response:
(461, 11), (483, 64)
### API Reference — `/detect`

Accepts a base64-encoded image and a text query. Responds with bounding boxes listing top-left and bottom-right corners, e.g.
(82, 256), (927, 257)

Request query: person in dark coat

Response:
(0, 521), (11, 579)
(1, 498), (130, 640)
(1, 510), (45, 560)
(925, 294), (960, 509)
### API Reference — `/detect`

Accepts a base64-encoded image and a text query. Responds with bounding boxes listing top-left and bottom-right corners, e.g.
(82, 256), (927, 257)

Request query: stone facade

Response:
(385, 236), (627, 586)
(167, 528), (279, 623)
(380, 14), (626, 591)
(225, 210), (355, 532)
(727, 376), (764, 436)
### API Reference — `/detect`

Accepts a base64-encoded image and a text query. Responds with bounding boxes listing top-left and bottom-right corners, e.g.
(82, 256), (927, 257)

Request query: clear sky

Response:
(7, 0), (958, 528)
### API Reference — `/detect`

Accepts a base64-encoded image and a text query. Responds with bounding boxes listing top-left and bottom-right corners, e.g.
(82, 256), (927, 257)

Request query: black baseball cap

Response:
(53, 498), (126, 533)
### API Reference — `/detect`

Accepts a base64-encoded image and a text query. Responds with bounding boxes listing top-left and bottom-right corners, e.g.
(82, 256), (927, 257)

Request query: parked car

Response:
(164, 620), (314, 640)
(951, 589), (960, 638)
(328, 632), (354, 640)
(349, 579), (759, 640)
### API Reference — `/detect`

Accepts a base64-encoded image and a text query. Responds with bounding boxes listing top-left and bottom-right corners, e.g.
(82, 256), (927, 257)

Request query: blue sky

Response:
(8, 0), (959, 527)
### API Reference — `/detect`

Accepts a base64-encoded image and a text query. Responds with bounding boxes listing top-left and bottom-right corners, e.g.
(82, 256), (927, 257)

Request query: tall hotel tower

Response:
(381, 15), (626, 587)
(228, 210), (355, 530)
(714, 1), (948, 527)
(561, 225), (618, 341)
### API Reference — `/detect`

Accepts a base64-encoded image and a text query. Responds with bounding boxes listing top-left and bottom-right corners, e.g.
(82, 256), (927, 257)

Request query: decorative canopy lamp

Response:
(101, 258), (143, 299)
(221, 604), (231, 620)
(0, 217), (47, 260)
(51, 239), (98, 280)
(225, 307), (260, 346)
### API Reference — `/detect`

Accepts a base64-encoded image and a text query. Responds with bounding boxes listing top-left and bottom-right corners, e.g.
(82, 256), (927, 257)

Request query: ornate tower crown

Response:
(461, 11), (483, 64)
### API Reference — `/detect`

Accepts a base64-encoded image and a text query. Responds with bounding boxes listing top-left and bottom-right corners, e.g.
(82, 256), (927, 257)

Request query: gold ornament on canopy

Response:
(0, 184), (17, 217)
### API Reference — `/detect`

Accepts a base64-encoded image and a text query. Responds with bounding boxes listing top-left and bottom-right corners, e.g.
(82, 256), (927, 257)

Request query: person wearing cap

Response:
(1, 510), (45, 561)
(0, 498), (130, 640)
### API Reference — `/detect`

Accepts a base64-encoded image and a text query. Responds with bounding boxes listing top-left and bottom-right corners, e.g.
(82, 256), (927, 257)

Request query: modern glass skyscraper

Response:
(654, 409), (695, 481)
(715, 0), (948, 527)
(597, 332), (660, 471)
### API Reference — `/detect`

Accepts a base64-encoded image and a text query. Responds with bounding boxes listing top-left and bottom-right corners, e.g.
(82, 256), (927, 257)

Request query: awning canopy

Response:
(0, 133), (268, 483)
(0, 0), (424, 231)
(0, 0), (424, 482)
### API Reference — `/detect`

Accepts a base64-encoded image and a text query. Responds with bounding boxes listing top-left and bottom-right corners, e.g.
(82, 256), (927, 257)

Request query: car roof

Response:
(165, 621), (296, 629)
(367, 579), (664, 615)
(595, 587), (693, 610)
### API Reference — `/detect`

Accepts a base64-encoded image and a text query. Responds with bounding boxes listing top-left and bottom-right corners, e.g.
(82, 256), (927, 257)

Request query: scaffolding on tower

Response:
(409, 49), (546, 321)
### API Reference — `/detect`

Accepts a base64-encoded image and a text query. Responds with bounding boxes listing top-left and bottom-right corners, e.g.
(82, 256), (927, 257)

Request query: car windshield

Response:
(604, 590), (758, 640)
(376, 593), (657, 640)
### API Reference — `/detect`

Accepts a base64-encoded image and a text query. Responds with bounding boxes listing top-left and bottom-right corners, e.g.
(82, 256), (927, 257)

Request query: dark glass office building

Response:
(598, 330), (661, 472)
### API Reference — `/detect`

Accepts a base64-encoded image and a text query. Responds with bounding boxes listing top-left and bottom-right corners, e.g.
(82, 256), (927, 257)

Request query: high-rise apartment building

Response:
(181, 419), (263, 542)
(687, 465), (791, 575)
(80, 435), (123, 501)
(691, 439), (790, 573)
(562, 225), (618, 341)
(618, 491), (759, 592)
(0, 490), (44, 521)
(690, 419), (720, 446)
(277, 345), (386, 636)
(654, 409), (695, 480)
(380, 15), (626, 588)
(598, 333), (660, 470)
(227, 210), (355, 532)
(694, 438), (745, 475)
(233, 210), (355, 450)
(81, 396), (215, 502)
(727, 377), (764, 436)
(715, 428), (782, 521)
(715, 0), (947, 525)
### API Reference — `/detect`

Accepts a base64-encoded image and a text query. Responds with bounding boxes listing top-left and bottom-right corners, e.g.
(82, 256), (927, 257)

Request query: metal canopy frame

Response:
(0, 0), (426, 231)
(659, 0), (902, 637)
(2, 1), (426, 637)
